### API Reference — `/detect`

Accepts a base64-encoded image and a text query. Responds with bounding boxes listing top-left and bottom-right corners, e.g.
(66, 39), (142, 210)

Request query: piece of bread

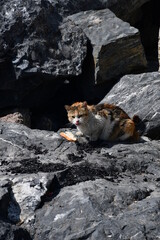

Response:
(60, 131), (77, 142)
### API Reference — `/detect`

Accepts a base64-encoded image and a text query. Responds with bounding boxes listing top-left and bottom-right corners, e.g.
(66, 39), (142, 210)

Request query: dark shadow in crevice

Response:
(36, 175), (61, 209)
(56, 160), (119, 188)
(145, 126), (160, 140)
(0, 183), (22, 226)
(75, 40), (118, 105)
(7, 188), (21, 225)
(134, 0), (160, 71)
(0, 187), (11, 223)
(13, 228), (32, 240)
(10, 158), (65, 174)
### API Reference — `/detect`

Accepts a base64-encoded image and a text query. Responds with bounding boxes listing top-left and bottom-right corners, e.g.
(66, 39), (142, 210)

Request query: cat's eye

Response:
(71, 116), (75, 118)
(78, 114), (83, 118)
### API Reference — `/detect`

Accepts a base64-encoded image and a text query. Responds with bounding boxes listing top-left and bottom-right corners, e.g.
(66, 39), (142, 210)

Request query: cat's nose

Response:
(75, 120), (80, 125)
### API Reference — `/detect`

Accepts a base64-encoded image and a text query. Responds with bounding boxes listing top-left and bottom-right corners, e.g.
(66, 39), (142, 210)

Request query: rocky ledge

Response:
(0, 121), (160, 239)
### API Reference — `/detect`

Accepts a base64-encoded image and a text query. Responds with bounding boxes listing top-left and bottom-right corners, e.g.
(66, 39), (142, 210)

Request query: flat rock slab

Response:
(35, 179), (160, 240)
(0, 122), (160, 239)
(67, 9), (147, 84)
(100, 72), (160, 139)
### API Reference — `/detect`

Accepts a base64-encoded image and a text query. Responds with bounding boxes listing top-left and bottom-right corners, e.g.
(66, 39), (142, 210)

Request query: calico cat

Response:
(65, 101), (140, 142)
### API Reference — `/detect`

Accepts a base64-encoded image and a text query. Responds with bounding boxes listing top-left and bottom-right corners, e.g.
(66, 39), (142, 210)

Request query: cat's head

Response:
(65, 101), (89, 126)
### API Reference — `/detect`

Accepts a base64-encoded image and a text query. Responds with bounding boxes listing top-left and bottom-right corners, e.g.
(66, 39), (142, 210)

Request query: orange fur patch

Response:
(124, 119), (135, 136)
(97, 109), (110, 118)
(96, 103), (130, 119)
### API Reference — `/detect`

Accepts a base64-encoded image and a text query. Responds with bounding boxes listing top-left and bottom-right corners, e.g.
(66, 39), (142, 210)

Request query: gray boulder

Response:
(100, 72), (160, 139)
(0, 0), (87, 78)
(67, 9), (147, 84)
(0, 0), (87, 108)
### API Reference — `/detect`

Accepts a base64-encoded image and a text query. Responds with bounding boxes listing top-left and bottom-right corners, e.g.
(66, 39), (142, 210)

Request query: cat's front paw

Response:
(89, 135), (98, 142)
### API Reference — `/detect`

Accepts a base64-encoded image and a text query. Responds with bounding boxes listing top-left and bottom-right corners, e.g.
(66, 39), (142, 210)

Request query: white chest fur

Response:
(99, 117), (116, 140)
(77, 113), (115, 141)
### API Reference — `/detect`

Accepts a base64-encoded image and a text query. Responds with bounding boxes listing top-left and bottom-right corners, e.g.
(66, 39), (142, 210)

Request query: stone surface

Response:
(35, 179), (160, 240)
(0, 109), (31, 127)
(7, 174), (49, 225)
(0, 0), (87, 108)
(0, 220), (32, 240)
(100, 72), (160, 139)
(0, 122), (160, 238)
(0, 0), (87, 78)
(67, 9), (147, 84)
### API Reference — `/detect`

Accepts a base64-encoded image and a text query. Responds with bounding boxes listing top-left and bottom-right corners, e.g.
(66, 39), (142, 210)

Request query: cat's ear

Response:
(65, 105), (70, 111)
(82, 101), (87, 107)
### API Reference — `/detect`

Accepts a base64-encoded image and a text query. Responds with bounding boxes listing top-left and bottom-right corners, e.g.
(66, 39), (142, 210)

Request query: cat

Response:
(65, 101), (140, 142)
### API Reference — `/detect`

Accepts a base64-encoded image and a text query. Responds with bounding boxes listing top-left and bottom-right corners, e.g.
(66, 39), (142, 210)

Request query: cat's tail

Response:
(132, 129), (140, 141)
(132, 114), (146, 138)
(132, 115), (141, 124)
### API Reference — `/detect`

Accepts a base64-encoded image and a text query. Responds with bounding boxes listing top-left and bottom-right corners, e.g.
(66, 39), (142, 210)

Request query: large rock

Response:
(67, 9), (147, 84)
(0, 0), (87, 78)
(100, 72), (160, 139)
(0, 122), (160, 238)
(0, 0), (87, 108)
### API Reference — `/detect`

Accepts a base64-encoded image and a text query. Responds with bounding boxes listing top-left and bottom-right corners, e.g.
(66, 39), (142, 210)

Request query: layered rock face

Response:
(0, 0), (160, 239)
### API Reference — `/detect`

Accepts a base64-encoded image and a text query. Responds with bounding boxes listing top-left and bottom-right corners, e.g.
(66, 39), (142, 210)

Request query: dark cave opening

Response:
(30, 77), (81, 131)
(30, 40), (115, 131)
